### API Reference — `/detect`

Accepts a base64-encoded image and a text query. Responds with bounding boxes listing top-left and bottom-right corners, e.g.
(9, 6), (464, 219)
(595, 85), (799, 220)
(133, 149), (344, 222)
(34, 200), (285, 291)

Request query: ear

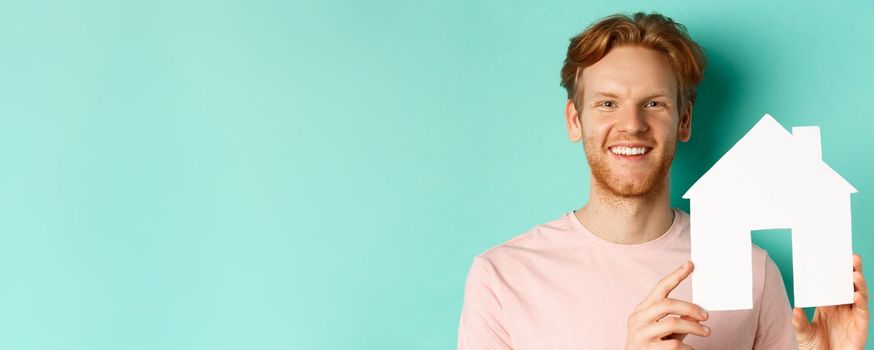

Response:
(565, 99), (583, 143)
(677, 102), (692, 142)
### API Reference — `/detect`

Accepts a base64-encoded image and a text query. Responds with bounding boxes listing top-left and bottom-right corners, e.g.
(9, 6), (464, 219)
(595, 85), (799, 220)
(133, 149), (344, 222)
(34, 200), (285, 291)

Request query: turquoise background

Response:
(0, 0), (872, 349)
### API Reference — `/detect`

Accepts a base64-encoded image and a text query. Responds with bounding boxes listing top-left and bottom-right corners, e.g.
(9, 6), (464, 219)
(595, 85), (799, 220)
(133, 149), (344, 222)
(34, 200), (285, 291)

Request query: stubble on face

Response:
(582, 127), (676, 200)
(572, 46), (687, 203)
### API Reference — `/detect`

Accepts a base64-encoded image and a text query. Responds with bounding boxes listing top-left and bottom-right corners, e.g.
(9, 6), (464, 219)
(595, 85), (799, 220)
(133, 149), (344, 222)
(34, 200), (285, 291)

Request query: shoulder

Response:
(473, 213), (574, 266)
(750, 243), (788, 299)
(748, 245), (796, 347)
(751, 244), (770, 266)
(750, 244), (781, 276)
(751, 244), (777, 279)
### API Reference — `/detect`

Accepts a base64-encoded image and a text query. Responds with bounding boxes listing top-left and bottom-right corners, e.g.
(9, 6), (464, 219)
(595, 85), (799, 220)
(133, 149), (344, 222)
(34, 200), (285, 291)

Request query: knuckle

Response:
(659, 299), (676, 312)
(664, 317), (679, 327)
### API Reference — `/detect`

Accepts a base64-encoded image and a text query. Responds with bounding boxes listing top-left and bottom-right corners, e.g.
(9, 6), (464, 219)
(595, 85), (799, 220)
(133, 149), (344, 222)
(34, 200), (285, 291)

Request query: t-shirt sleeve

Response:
(457, 256), (513, 350)
(753, 253), (799, 349)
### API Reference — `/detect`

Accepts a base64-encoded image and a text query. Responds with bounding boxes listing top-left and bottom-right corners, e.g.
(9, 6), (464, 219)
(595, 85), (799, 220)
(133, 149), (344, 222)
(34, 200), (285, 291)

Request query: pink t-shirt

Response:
(457, 209), (798, 349)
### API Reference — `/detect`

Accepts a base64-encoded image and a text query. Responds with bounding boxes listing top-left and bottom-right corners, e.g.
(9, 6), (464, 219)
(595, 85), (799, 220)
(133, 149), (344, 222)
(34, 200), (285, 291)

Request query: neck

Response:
(574, 178), (674, 244)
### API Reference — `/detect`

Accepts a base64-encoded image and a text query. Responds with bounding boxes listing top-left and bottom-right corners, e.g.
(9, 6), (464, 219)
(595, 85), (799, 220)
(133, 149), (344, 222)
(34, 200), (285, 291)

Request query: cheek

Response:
(580, 115), (613, 141)
(582, 127), (612, 150)
(654, 118), (680, 138)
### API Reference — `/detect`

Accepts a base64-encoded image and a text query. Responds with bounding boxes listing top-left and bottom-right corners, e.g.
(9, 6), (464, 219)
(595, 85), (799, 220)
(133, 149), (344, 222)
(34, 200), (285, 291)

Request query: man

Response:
(457, 12), (869, 349)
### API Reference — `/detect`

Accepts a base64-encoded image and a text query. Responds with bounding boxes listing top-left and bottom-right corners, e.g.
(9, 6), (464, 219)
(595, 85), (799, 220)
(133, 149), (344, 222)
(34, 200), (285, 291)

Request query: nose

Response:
(616, 107), (648, 134)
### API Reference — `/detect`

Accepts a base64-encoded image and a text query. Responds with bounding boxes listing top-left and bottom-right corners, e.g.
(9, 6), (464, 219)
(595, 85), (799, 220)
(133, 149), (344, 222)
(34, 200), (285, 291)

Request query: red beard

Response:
(583, 137), (676, 199)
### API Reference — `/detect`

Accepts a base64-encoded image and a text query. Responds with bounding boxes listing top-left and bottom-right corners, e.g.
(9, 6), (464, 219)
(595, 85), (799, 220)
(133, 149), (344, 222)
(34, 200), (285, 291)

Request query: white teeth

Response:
(610, 146), (649, 156)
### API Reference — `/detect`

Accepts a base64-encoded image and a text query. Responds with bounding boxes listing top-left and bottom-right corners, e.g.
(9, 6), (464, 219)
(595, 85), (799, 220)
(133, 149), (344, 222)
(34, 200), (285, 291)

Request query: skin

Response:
(564, 45), (869, 349)
(564, 45), (691, 246)
(793, 253), (869, 350)
(625, 261), (709, 349)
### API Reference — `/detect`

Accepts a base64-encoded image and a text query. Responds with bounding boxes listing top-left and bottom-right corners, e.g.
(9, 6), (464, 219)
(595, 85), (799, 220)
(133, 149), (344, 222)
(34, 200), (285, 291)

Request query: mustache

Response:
(606, 138), (657, 145)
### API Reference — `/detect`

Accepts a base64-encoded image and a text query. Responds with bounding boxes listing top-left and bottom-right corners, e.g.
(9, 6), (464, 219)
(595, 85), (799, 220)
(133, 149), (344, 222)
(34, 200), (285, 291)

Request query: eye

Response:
(599, 101), (616, 108)
(645, 101), (664, 108)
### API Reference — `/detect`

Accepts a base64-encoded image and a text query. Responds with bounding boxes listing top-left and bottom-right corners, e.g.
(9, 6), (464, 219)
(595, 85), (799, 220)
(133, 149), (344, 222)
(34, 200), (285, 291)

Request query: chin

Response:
(606, 182), (657, 198)
(598, 171), (667, 198)
(585, 147), (675, 199)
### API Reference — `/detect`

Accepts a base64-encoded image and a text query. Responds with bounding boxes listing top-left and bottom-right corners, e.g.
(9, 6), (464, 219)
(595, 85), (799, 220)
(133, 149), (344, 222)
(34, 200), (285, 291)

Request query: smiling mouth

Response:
(609, 146), (652, 156)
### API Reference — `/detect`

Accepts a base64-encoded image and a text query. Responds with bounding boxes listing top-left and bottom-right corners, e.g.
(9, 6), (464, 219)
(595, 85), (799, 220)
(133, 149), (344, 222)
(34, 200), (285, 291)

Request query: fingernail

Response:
(704, 325), (711, 334)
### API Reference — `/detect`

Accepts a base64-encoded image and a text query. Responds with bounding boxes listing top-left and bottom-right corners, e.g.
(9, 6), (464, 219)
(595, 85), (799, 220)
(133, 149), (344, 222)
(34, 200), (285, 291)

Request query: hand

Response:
(793, 253), (869, 350)
(625, 261), (711, 350)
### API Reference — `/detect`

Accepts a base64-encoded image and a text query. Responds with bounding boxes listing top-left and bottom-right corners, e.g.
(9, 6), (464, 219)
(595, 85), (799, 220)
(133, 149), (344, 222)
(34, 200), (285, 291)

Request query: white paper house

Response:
(683, 114), (857, 311)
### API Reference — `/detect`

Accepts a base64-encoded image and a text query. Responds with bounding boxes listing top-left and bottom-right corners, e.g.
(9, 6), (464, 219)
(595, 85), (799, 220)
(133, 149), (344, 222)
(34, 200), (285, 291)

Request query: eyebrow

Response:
(591, 92), (673, 100)
(591, 92), (621, 99)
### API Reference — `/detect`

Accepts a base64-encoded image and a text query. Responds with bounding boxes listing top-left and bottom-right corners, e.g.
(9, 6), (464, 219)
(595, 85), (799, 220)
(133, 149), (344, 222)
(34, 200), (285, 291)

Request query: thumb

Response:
(792, 307), (811, 334)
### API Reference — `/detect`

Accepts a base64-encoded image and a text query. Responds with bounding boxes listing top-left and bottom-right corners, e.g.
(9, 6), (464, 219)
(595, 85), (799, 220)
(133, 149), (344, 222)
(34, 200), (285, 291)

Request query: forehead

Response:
(580, 45), (677, 99)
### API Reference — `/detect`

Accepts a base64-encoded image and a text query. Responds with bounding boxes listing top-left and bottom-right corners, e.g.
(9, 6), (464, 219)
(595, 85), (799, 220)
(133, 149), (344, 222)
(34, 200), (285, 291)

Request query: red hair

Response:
(560, 12), (707, 112)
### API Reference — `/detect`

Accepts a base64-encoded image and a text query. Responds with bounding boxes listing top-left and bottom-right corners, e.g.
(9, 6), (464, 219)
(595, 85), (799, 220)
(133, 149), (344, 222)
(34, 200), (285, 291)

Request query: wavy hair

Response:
(560, 12), (707, 112)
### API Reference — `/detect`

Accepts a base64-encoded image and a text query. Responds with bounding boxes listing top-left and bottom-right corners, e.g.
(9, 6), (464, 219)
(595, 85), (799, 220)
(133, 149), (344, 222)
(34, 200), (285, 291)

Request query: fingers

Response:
(854, 253), (863, 273)
(632, 298), (709, 325)
(852, 254), (867, 314)
(792, 308), (817, 348)
(663, 315), (698, 343)
(791, 307), (811, 333)
(627, 261), (702, 349)
(854, 291), (868, 314)
(641, 315), (711, 340)
(854, 269), (868, 296)
(640, 261), (693, 308)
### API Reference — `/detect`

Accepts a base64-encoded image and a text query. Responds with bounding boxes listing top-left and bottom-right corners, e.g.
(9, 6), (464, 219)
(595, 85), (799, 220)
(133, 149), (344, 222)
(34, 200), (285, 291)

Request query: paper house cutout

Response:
(683, 114), (857, 311)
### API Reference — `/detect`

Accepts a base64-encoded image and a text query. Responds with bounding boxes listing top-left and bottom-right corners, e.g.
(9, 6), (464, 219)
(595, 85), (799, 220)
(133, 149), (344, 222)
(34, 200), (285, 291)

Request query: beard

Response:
(583, 137), (676, 199)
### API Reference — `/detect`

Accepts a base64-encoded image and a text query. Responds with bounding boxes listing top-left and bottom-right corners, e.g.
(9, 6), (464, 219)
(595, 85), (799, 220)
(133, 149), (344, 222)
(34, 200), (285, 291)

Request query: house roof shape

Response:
(683, 114), (857, 199)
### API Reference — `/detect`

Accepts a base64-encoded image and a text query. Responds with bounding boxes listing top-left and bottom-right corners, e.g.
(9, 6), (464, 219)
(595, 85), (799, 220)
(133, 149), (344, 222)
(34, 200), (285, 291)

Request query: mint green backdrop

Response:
(1, 0), (872, 349)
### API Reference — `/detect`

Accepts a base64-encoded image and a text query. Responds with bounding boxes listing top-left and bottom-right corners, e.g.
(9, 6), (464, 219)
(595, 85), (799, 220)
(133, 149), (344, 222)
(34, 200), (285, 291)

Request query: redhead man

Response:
(457, 12), (868, 349)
